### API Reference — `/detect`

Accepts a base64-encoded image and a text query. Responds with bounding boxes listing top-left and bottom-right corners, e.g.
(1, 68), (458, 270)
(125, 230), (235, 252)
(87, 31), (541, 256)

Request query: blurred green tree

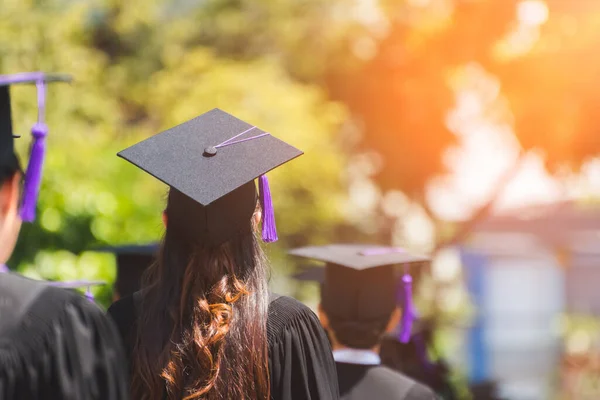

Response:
(7, 0), (592, 310)
(2, 0), (349, 306)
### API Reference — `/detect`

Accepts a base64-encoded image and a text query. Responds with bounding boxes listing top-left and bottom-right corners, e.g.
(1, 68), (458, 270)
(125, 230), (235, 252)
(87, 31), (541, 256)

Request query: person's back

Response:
(108, 109), (339, 399)
(0, 72), (129, 399)
(336, 363), (434, 400)
(0, 273), (128, 399)
(109, 291), (338, 399)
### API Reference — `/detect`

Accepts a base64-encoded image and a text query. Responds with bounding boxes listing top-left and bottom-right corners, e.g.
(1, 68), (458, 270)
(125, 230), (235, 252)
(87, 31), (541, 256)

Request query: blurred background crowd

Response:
(4, 0), (600, 398)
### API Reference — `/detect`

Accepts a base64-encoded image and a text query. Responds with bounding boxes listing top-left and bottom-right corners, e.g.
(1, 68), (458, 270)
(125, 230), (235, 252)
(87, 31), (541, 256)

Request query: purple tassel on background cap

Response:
(259, 174), (278, 243)
(85, 287), (95, 303)
(20, 122), (48, 222)
(399, 272), (416, 343)
(0, 264), (8, 273)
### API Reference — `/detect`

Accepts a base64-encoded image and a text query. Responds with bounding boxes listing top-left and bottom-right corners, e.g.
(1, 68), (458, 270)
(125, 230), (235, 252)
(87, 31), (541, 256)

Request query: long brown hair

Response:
(131, 188), (270, 399)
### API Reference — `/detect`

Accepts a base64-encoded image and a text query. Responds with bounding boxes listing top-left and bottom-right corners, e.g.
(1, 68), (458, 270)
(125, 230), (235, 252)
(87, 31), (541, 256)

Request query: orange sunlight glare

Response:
(426, 63), (562, 221)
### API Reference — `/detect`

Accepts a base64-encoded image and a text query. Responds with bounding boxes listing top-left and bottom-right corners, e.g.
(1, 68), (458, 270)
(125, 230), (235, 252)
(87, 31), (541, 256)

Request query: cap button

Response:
(203, 146), (217, 157)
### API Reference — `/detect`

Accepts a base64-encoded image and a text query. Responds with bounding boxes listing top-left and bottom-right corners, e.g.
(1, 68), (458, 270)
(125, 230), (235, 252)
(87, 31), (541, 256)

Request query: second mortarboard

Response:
(0, 72), (72, 222)
(118, 108), (303, 245)
(290, 244), (430, 343)
(95, 243), (159, 298)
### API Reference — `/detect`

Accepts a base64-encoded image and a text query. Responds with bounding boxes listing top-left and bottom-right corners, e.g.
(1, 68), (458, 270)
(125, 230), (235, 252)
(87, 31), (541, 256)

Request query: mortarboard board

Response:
(290, 244), (430, 343)
(95, 243), (159, 298)
(0, 72), (72, 222)
(118, 108), (303, 245)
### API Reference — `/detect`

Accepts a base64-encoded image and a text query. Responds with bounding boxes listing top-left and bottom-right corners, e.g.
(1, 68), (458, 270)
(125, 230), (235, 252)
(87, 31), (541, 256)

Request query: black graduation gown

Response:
(0, 273), (129, 400)
(336, 362), (438, 400)
(107, 292), (339, 400)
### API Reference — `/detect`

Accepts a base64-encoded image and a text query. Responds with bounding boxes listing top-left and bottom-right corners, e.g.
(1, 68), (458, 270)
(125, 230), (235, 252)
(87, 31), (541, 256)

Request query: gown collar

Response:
(333, 348), (381, 365)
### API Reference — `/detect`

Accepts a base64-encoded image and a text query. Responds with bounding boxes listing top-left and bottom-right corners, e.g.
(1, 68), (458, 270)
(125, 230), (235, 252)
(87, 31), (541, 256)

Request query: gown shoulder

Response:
(336, 363), (438, 400)
(372, 366), (438, 400)
(267, 295), (340, 400)
(0, 273), (129, 400)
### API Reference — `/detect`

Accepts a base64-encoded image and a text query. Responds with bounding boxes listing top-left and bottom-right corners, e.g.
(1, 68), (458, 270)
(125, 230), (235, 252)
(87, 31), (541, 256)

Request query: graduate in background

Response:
(291, 244), (438, 400)
(108, 109), (339, 399)
(0, 73), (129, 399)
(96, 243), (158, 301)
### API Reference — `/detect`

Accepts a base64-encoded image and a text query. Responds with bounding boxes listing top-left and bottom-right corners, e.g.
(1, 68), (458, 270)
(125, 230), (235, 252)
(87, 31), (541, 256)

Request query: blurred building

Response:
(457, 200), (600, 400)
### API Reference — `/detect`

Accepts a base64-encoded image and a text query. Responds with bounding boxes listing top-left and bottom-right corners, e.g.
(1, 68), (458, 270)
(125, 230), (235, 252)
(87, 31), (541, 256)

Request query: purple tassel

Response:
(399, 273), (416, 343)
(85, 287), (95, 303)
(20, 122), (48, 223)
(259, 174), (278, 243)
(0, 264), (8, 273)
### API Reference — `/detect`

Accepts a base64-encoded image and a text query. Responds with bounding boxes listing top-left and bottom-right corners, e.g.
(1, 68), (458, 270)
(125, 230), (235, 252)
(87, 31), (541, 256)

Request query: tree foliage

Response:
(489, 0), (600, 171)
(2, 0), (348, 306)
(4, 0), (600, 308)
(325, 0), (520, 196)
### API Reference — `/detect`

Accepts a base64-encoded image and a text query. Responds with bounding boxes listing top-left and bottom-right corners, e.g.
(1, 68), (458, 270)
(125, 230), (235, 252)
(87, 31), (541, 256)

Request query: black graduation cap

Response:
(0, 92), (20, 181)
(118, 108), (303, 245)
(0, 72), (72, 222)
(290, 244), (430, 343)
(96, 243), (159, 298)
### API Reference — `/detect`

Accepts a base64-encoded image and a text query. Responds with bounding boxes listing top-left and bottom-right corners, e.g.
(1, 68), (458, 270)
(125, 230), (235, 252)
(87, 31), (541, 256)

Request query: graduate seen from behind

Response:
(0, 73), (129, 399)
(291, 245), (439, 400)
(108, 109), (339, 400)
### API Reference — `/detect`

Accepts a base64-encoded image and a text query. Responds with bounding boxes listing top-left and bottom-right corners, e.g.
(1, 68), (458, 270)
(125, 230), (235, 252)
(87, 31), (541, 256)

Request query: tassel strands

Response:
(398, 265), (416, 343)
(20, 79), (48, 222)
(259, 174), (278, 243)
(85, 286), (95, 303)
